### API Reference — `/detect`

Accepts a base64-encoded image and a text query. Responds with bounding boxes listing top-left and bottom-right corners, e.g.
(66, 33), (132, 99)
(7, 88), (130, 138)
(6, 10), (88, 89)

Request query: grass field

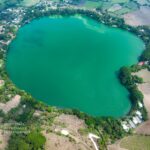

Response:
(21, 0), (40, 6)
(120, 135), (150, 150)
(114, 7), (131, 15)
(82, 1), (101, 9)
(110, 0), (129, 4)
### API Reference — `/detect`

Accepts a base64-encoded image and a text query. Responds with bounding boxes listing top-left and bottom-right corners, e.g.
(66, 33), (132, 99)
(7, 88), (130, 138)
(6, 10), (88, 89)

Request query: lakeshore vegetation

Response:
(0, 4), (150, 150)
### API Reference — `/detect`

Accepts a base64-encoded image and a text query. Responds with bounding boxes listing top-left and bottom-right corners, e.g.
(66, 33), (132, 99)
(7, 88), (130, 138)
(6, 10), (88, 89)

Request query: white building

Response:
(138, 102), (143, 108)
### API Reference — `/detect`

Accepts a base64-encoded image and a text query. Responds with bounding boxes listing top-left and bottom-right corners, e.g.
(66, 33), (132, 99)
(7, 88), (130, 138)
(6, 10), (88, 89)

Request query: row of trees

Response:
(119, 67), (148, 120)
(140, 42), (150, 62)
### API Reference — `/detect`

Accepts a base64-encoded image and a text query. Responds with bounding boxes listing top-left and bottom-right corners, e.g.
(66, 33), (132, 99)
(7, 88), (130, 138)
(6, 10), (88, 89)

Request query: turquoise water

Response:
(6, 16), (144, 117)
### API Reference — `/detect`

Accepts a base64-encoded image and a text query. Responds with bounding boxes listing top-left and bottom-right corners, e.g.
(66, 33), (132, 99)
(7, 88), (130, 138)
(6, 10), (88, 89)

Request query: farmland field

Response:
(21, 0), (40, 6)
(82, 1), (101, 9)
(110, 0), (129, 4)
(120, 135), (150, 150)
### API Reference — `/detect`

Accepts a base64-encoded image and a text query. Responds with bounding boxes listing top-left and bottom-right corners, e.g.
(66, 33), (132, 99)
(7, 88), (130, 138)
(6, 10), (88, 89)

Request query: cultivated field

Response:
(120, 135), (150, 150)
(21, 0), (40, 6)
(124, 6), (150, 26)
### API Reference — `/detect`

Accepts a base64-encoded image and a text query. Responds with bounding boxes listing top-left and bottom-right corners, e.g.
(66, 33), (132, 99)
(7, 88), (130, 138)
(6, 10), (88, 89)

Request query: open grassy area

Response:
(114, 7), (131, 15)
(120, 135), (150, 150)
(21, 0), (40, 6)
(82, 1), (101, 9)
(110, 0), (129, 4)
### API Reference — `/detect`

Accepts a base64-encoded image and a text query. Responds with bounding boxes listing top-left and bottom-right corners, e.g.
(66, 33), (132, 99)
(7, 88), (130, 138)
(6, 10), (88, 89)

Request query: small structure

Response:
(138, 101), (143, 108)
(22, 104), (26, 108)
(121, 121), (129, 132)
(138, 61), (145, 66)
(135, 116), (142, 123)
(138, 61), (149, 66)
(129, 120), (136, 128)
(133, 117), (139, 125)
(61, 129), (69, 136)
(136, 110), (142, 119)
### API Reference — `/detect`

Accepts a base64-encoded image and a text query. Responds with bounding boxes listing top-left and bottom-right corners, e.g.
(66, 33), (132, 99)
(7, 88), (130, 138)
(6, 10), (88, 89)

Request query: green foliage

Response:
(7, 137), (30, 150)
(141, 50), (150, 61)
(141, 107), (148, 121)
(0, 110), (5, 117)
(140, 43), (150, 61)
(132, 75), (143, 84)
(26, 131), (46, 150)
(98, 133), (108, 150)
(130, 87), (143, 105)
(118, 66), (147, 119)
(0, 34), (9, 41)
(4, 99), (35, 123)
(130, 64), (142, 72)
(7, 130), (46, 150)
(119, 67), (135, 89)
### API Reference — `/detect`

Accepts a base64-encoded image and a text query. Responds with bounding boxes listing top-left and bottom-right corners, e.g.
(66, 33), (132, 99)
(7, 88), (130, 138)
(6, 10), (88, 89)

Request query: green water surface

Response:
(6, 16), (144, 117)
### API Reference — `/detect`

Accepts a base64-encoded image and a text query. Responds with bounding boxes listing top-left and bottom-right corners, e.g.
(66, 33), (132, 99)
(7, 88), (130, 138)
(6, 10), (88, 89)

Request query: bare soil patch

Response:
(43, 114), (94, 150)
(43, 131), (91, 150)
(0, 95), (21, 114)
(124, 6), (150, 26)
(136, 120), (150, 135)
(120, 135), (150, 150)
(107, 140), (127, 150)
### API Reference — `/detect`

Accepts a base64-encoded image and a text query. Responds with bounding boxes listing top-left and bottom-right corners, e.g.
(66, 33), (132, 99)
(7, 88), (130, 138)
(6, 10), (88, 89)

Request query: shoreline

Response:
(1, 7), (149, 119)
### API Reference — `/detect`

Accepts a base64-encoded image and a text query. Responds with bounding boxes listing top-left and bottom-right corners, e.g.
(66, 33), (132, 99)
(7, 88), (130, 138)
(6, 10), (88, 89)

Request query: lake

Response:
(6, 16), (144, 117)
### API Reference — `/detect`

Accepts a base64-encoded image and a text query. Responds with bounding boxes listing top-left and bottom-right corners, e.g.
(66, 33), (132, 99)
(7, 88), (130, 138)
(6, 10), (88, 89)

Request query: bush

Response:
(7, 137), (30, 150)
(130, 87), (143, 105)
(7, 131), (46, 150)
(119, 67), (135, 89)
(132, 75), (143, 84)
(26, 131), (46, 150)
(140, 43), (150, 61)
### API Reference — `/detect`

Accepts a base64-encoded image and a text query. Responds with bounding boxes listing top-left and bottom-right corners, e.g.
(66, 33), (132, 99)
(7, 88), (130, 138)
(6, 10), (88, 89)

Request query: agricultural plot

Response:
(110, 0), (129, 4)
(81, 1), (102, 9)
(21, 0), (40, 6)
(80, 0), (140, 17)
(120, 135), (150, 150)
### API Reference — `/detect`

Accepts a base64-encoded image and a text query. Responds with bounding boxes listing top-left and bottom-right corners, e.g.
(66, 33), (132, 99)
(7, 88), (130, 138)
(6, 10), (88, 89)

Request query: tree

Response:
(7, 131), (46, 150)
(130, 87), (143, 105)
(7, 136), (29, 150)
(140, 43), (150, 61)
(132, 75), (143, 84)
(26, 131), (46, 150)
(119, 67), (134, 89)
(140, 49), (150, 61)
